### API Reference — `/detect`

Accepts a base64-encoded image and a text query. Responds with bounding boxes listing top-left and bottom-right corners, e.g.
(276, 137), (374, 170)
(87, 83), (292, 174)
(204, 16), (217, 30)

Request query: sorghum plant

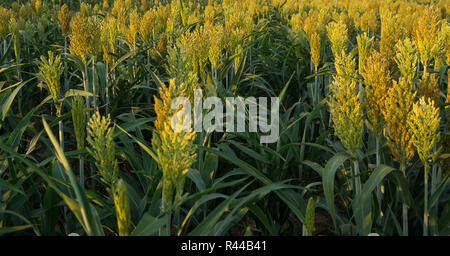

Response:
(87, 110), (119, 191)
(38, 51), (64, 149)
(408, 97), (441, 236)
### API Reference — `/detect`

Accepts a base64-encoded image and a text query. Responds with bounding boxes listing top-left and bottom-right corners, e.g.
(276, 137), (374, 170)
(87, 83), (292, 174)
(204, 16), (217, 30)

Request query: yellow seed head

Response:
(433, 20), (448, 70)
(380, 10), (400, 66)
(103, 0), (110, 11)
(156, 32), (168, 60)
(360, 9), (379, 35)
(408, 97), (441, 166)
(100, 15), (119, 64)
(126, 9), (140, 48)
(0, 7), (13, 39)
(415, 6), (441, 69)
(206, 23), (225, 69)
(80, 2), (93, 17)
(333, 50), (357, 86)
(204, 2), (217, 25)
(112, 0), (128, 29)
(152, 79), (197, 207)
(329, 78), (363, 156)
(38, 51), (64, 113)
(303, 11), (318, 39)
(310, 32), (321, 70)
(58, 4), (71, 37)
(140, 9), (156, 45)
(356, 32), (373, 75)
(327, 19), (348, 57)
(329, 53), (363, 156)
(69, 13), (101, 62)
(140, 0), (150, 12)
(394, 38), (417, 84)
(33, 0), (42, 14)
(363, 50), (390, 136)
(384, 78), (416, 164)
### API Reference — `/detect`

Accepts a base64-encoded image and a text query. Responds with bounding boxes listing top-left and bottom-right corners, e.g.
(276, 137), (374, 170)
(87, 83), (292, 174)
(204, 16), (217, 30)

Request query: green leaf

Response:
(1, 80), (26, 121)
(0, 142), (88, 234)
(0, 178), (25, 195)
(229, 141), (270, 164)
(7, 95), (52, 149)
(115, 123), (159, 164)
(305, 197), (315, 236)
(188, 183), (250, 235)
(204, 147), (307, 223)
(131, 213), (166, 236)
(178, 193), (228, 235)
(353, 165), (396, 235)
(42, 117), (104, 236)
(428, 174), (449, 211)
(322, 152), (352, 230)
(186, 168), (206, 191)
(214, 181), (296, 235)
(247, 203), (277, 235)
(0, 210), (40, 236)
(63, 89), (93, 99)
(0, 225), (36, 235)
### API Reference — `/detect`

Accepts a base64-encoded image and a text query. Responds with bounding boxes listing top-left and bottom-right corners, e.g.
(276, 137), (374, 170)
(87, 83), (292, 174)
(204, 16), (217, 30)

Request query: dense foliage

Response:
(0, 0), (448, 236)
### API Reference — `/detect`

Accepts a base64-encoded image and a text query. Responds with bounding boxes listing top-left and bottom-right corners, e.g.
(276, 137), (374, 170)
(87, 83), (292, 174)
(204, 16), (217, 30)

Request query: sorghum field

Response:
(0, 0), (448, 237)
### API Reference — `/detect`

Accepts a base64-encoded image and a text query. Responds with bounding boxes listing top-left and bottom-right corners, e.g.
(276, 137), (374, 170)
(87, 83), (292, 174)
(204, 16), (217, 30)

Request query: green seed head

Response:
(87, 110), (119, 189)
(38, 51), (64, 114)
(113, 179), (131, 236)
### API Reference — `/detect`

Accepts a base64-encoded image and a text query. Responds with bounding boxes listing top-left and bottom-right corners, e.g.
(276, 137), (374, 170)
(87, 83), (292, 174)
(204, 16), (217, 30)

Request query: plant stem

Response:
(424, 163), (429, 236)
(375, 137), (381, 167)
(105, 61), (109, 116)
(59, 119), (64, 151)
(417, 54), (420, 76)
(353, 159), (361, 196)
(92, 57), (97, 110)
(147, 50), (150, 88)
(400, 161), (408, 236)
(16, 46), (21, 81)
(83, 61), (91, 116)
(3, 39), (6, 57)
(315, 64), (325, 130)
(166, 205), (172, 236)
(298, 123), (308, 180)
(57, 104), (64, 151)
(64, 37), (68, 91)
(161, 181), (171, 236)
(80, 157), (84, 188)
(376, 137), (382, 213)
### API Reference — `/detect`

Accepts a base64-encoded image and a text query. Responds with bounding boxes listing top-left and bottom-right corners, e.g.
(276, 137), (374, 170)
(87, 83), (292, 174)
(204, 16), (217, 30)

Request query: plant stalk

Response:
(59, 119), (64, 151)
(424, 164), (429, 236)
(83, 61), (91, 117)
(92, 57), (97, 110)
(400, 161), (408, 236)
(106, 61), (109, 116)
(353, 159), (361, 196)
(64, 37), (69, 91)
(80, 157), (84, 188)
(376, 137), (382, 215)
